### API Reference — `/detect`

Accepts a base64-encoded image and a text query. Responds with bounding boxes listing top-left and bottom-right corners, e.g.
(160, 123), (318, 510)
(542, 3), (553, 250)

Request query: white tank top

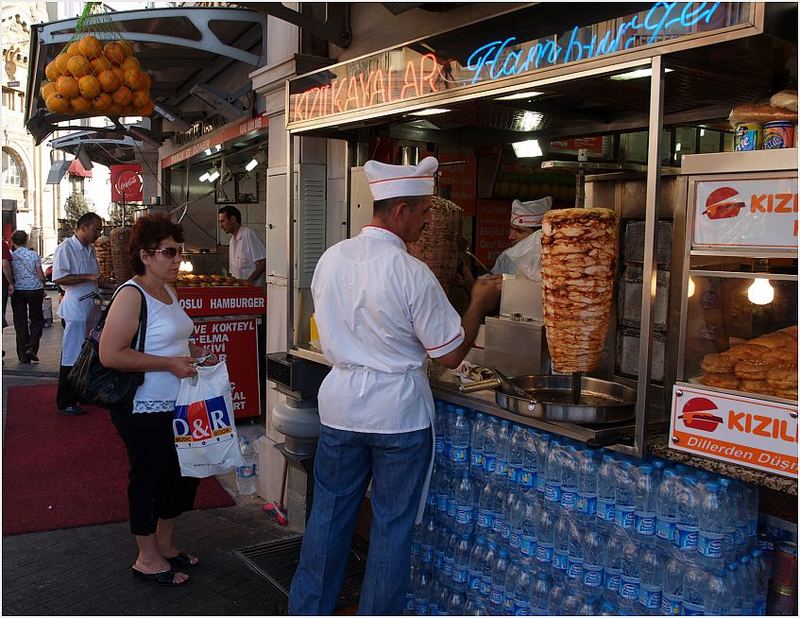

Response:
(122, 280), (195, 413)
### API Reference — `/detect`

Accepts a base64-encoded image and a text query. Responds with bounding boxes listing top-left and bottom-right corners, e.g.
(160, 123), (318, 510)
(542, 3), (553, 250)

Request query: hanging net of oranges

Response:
(39, 3), (153, 120)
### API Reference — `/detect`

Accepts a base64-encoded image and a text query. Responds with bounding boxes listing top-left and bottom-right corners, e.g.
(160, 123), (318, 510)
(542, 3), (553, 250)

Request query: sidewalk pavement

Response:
(2, 292), (298, 615)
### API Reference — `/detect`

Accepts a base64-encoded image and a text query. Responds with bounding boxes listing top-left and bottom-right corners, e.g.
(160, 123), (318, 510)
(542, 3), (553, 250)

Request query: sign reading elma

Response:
(669, 384), (797, 478)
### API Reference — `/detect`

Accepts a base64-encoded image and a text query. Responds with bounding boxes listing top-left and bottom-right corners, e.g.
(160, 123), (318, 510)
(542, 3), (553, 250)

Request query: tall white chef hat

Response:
(364, 156), (438, 202)
(510, 196), (553, 228)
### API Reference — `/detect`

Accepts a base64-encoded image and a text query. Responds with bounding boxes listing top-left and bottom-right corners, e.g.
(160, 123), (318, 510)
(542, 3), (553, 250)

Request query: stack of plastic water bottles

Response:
(406, 400), (769, 616)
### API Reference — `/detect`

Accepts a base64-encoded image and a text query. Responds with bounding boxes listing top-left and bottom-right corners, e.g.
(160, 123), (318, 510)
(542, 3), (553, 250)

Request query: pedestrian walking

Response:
(9, 230), (46, 363)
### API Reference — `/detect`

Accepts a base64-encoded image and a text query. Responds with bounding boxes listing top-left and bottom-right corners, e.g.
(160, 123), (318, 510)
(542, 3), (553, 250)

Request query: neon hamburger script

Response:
(290, 2), (734, 123)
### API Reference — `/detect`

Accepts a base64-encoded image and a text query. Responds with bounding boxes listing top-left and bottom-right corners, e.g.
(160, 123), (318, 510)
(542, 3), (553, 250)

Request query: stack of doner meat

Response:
(541, 208), (617, 373)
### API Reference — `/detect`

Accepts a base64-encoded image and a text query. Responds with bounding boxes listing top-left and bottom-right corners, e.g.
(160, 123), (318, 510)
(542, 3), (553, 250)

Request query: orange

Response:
(111, 86), (132, 106)
(78, 74), (101, 98)
(67, 41), (82, 56)
(136, 99), (154, 116)
(98, 70), (121, 93)
(107, 103), (123, 116)
(40, 81), (56, 99)
(45, 92), (70, 114)
(132, 90), (150, 108)
(112, 66), (125, 84)
(56, 75), (80, 98)
(54, 53), (72, 76)
(121, 56), (140, 72)
(137, 70), (151, 91)
(70, 95), (92, 114)
(103, 42), (126, 65)
(117, 40), (134, 58)
(90, 56), (111, 74)
(78, 35), (103, 59)
(92, 92), (112, 111)
(45, 60), (61, 81)
(123, 68), (141, 90)
(66, 55), (91, 77)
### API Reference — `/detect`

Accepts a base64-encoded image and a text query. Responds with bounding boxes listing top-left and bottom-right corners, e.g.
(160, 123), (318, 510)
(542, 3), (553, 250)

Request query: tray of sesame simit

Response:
(461, 207), (636, 424)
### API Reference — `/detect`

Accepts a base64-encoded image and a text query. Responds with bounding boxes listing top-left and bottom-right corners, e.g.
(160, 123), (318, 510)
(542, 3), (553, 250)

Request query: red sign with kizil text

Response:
(475, 199), (512, 267)
(669, 384), (797, 478)
(189, 318), (260, 418)
(110, 164), (143, 202)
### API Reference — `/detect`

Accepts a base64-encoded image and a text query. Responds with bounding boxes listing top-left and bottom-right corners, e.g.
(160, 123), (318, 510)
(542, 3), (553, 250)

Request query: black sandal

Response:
(166, 553), (200, 569)
(131, 567), (187, 587)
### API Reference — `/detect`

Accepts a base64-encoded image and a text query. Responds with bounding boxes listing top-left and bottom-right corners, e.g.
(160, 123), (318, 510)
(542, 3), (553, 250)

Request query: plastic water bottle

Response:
(501, 557), (521, 615)
(717, 478), (738, 560)
(435, 466), (450, 528)
(510, 558), (533, 616)
(482, 418), (498, 479)
(470, 412), (486, 481)
(490, 480), (509, 547)
(638, 543), (663, 614)
(521, 428), (538, 495)
(478, 540), (498, 611)
(675, 476), (700, 555)
(750, 549), (769, 615)
(655, 468), (679, 553)
(412, 567), (431, 616)
(618, 535), (641, 613)
(697, 482), (725, 567)
(742, 483), (760, 549)
(489, 547), (509, 614)
(703, 568), (730, 616)
(447, 584), (468, 615)
(634, 465), (657, 538)
(534, 432), (551, 495)
(495, 420), (511, 482)
(443, 531), (458, 580)
(576, 449), (598, 521)
(477, 478), (494, 539)
(552, 510), (571, 583)
(435, 400), (447, 462)
(581, 526), (605, 600)
(536, 498), (556, 575)
(450, 407), (471, 470)
(544, 440), (563, 506)
(467, 535), (485, 602)
(567, 518), (584, 585)
(508, 425), (527, 487)
(660, 557), (684, 616)
(739, 554), (755, 616)
(515, 493), (538, 562)
(236, 435), (258, 496)
(530, 569), (552, 615)
(596, 454), (617, 530)
(453, 469), (475, 535)
(421, 513), (436, 569)
(724, 560), (744, 616)
(614, 461), (635, 531)
(560, 445), (579, 512)
(452, 533), (471, 589)
(682, 563), (707, 616)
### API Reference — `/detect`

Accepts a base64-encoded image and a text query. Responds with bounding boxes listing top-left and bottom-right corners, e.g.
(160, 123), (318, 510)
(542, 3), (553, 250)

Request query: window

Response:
(2, 150), (23, 186)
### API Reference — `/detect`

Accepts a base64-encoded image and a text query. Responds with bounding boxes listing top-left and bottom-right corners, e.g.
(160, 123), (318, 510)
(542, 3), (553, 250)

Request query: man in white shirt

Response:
(491, 196), (553, 278)
(288, 157), (501, 615)
(217, 206), (266, 286)
(52, 212), (105, 416)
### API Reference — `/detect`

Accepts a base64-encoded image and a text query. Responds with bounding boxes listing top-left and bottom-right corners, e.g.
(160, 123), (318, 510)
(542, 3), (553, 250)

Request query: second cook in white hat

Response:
(492, 196), (553, 277)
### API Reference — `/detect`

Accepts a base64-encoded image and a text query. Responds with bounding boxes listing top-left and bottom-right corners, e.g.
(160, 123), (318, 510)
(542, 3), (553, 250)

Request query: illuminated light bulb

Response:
(687, 276), (696, 298)
(179, 259), (194, 273)
(747, 278), (774, 305)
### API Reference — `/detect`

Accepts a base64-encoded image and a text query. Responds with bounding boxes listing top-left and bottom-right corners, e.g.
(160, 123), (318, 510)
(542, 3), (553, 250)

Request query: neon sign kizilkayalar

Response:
(289, 2), (742, 124)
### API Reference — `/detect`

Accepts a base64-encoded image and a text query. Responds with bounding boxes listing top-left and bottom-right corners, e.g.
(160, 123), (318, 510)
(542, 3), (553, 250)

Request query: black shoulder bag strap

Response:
(98, 283), (148, 352)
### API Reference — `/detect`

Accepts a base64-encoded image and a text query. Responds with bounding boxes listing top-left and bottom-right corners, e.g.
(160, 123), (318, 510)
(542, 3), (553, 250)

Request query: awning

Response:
(67, 159), (92, 178)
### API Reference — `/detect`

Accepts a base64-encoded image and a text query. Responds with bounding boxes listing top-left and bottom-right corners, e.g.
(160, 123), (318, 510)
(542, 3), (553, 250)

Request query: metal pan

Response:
(461, 374), (635, 424)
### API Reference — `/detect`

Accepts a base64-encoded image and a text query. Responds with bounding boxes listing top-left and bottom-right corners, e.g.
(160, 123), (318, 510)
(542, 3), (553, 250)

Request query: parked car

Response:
(41, 254), (56, 288)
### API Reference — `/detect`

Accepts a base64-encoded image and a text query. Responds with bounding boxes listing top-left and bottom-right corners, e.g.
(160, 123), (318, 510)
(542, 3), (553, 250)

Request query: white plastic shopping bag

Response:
(173, 362), (245, 478)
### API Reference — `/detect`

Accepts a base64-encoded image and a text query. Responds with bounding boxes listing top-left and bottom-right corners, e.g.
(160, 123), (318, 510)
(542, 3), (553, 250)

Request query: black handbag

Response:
(67, 284), (148, 410)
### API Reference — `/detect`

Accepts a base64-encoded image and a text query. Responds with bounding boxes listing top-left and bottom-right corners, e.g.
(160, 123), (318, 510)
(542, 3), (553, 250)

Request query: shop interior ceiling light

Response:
(199, 171), (210, 182)
(747, 278), (774, 305)
(610, 67), (674, 80)
(207, 166), (220, 183)
(245, 153), (264, 172)
(409, 108), (450, 117)
(179, 259), (194, 273)
(521, 111), (544, 132)
(496, 90), (545, 101)
(512, 139), (543, 158)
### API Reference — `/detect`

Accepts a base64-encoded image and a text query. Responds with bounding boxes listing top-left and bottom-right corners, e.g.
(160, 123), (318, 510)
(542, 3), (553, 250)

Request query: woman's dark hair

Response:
(10, 230), (28, 247)
(128, 213), (185, 275)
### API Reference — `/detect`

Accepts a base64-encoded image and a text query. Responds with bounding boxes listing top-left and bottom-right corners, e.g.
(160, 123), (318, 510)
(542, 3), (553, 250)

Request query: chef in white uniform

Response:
(289, 157), (501, 616)
(52, 212), (105, 416)
(491, 196), (553, 279)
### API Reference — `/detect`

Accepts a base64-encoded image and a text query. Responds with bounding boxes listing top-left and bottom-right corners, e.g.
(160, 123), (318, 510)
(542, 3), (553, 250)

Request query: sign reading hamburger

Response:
(670, 384), (797, 478)
(692, 177), (798, 249)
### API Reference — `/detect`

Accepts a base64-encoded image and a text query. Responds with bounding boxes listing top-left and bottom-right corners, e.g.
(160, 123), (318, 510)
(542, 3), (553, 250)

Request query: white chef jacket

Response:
(311, 225), (464, 434)
(491, 228), (543, 281)
(229, 225), (266, 285)
(52, 235), (101, 364)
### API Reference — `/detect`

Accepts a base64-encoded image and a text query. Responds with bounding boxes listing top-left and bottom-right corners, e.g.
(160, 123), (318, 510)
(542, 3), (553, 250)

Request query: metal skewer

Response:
(464, 250), (492, 275)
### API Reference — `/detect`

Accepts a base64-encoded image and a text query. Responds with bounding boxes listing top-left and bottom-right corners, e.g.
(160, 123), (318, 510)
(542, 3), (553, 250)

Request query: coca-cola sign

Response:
(111, 164), (143, 202)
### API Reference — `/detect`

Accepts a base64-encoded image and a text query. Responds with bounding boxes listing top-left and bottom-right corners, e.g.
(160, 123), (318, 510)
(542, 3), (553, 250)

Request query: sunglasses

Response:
(146, 247), (183, 259)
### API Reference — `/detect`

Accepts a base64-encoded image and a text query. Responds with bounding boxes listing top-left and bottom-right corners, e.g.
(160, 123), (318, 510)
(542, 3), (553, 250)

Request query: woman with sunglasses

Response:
(99, 213), (217, 587)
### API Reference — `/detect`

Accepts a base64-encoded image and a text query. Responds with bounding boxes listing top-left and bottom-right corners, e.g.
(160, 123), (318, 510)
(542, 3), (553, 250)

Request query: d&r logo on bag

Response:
(174, 395), (233, 446)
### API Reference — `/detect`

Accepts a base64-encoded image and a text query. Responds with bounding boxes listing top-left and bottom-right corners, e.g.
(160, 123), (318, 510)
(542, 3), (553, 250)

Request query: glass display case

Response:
(670, 150), (797, 478)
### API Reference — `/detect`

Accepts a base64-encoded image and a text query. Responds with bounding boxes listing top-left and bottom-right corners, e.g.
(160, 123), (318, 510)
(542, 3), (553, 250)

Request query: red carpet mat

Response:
(2, 383), (236, 536)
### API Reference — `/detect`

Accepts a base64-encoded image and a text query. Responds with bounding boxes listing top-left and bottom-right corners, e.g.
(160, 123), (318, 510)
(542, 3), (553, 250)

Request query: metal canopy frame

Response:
(25, 7), (267, 145)
(282, 2), (784, 458)
(237, 2), (352, 49)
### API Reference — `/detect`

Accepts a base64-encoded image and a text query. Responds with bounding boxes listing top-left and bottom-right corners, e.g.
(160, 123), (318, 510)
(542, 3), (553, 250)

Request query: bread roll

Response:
(770, 90), (798, 113)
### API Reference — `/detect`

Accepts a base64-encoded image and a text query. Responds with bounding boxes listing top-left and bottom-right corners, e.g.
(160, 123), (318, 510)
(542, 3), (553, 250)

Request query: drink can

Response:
(735, 122), (762, 151)
(762, 121), (795, 149)
(774, 541), (798, 587)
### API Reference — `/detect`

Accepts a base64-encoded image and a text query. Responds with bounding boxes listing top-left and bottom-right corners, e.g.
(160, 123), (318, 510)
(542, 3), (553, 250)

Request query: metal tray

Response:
(462, 374), (635, 424)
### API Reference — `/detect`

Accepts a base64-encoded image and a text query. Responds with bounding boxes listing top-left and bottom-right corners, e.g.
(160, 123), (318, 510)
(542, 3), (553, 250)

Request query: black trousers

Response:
(109, 407), (200, 536)
(10, 288), (45, 361)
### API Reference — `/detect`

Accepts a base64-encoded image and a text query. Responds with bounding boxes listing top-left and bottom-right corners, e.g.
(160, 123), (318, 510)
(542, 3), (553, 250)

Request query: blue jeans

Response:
(289, 424), (432, 615)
